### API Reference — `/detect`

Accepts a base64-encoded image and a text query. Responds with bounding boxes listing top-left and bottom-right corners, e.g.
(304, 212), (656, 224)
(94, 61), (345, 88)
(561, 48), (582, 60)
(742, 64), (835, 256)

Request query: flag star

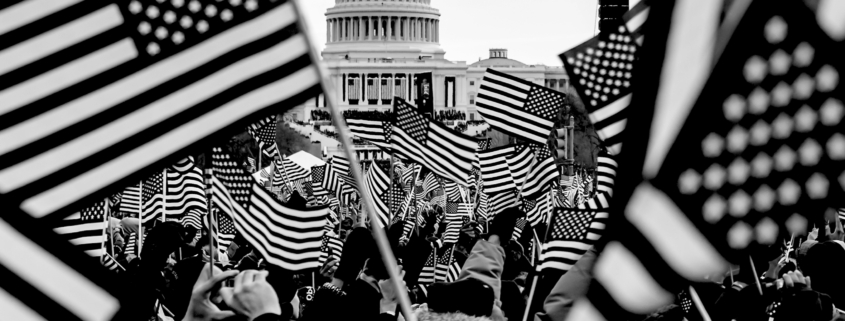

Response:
(771, 82), (792, 107)
(828, 133), (845, 160)
(728, 221), (753, 249)
(784, 213), (807, 236)
(181, 16), (193, 28)
(806, 173), (829, 199)
(703, 164), (727, 190)
(598, 41), (606, 48)
(769, 50), (791, 76)
(840, 171), (845, 190)
(799, 139), (822, 166)
(744, 55), (767, 84)
(748, 87), (770, 115)
(820, 98), (844, 125)
(189, 0), (201, 12)
(155, 26), (168, 39)
(752, 152), (773, 177)
(791, 42), (814, 68)
(702, 133), (724, 158)
(794, 105), (817, 132)
(772, 113), (793, 139)
(726, 126), (749, 154)
(139, 21), (152, 35)
(679, 169), (702, 194)
(129, 1), (143, 14)
(724, 94), (746, 122)
(793, 74), (814, 100)
(774, 145), (796, 171)
(728, 158), (750, 185)
(147, 42), (160, 55)
(777, 179), (800, 205)
(206, 5), (218, 17)
(146, 5), (160, 19)
(728, 190), (752, 217)
(172, 31), (184, 44)
(703, 194), (727, 223)
(817, 65), (839, 92)
(172, 0), (184, 8)
(753, 185), (776, 212)
(245, 0), (258, 11)
(749, 120), (771, 146)
(755, 217), (779, 245)
(197, 20), (209, 33)
(765, 16), (788, 44)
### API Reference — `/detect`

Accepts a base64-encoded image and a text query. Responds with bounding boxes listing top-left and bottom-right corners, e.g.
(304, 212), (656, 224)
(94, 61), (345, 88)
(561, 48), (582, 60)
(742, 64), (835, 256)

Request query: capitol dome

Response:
(322, 0), (444, 60)
(470, 49), (528, 68)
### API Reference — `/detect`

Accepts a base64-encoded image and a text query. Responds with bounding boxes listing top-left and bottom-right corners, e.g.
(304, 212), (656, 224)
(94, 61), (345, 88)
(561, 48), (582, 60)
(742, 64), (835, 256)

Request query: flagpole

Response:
(162, 168), (167, 223)
(521, 230), (542, 321)
(281, 153), (292, 189)
(402, 167), (422, 221)
(689, 286), (712, 321)
(100, 197), (109, 262)
(138, 180), (143, 258)
(204, 165), (216, 276)
(292, 1), (412, 317)
(388, 156), (394, 226)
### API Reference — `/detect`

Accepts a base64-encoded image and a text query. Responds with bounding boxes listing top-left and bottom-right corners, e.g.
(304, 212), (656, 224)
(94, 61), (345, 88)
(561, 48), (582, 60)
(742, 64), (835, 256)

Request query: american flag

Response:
(524, 190), (552, 227)
(391, 98), (477, 186)
(479, 146), (518, 194)
(444, 180), (462, 202)
(839, 208), (845, 223)
(487, 189), (518, 218)
(311, 164), (329, 197)
(421, 172), (439, 199)
(476, 191), (489, 221)
(508, 144), (534, 189)
(247, 157), (258, 173)
(101, 253), (124, 272)
(165, 157), (207, 223)
(317, 232), (343, 267)
(417, 246), (437, 284)
(476, 68), (564, 144)
(277, 155), (309, 188)
(560, 0), (648, 155)
(348, 75), (360, 101)
(211, 146), (328, 271)
(512, 218), (529, 241)
(247, 115), (279, 157)
(364, 162), (391, 228)
(331, 155), (357, 187)
(367, 77), (378, 100)
(401, 212), (417, 240)
(119, 184), (142, 215)
(347, 118), (391, 151)
(434, 244), (455, 283)
(569, 1), (845, 318)
(578, 153), (618, 210)
(441, 208), (464, 244)
(213, 209), (236, 252)
(539, 208), (608, 272)
(140, 171), (164, 223)
(53, 199), (108, 257)
(394, 76), (407, 100)
(521, 143), (559, 199)
(182, 208), (204, 230)
(0, 0), (321, 222)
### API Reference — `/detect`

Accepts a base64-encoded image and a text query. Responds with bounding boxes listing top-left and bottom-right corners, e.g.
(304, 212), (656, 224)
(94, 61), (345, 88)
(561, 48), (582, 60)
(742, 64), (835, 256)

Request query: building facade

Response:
(287, 0), (569, 159)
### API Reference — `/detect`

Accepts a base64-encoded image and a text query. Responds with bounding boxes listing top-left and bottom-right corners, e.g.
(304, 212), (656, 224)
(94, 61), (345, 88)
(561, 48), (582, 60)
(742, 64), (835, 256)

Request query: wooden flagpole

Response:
(388, 156), (395, 226)
(521, 230), (542, 321)
(204, 164), (216, 276)
(748, 256), (762, 295)
(688, 286), (712, 321)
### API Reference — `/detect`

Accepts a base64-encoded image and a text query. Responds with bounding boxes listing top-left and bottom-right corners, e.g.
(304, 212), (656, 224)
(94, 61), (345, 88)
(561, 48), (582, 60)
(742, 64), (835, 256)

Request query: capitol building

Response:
(287, 0), (569, 160)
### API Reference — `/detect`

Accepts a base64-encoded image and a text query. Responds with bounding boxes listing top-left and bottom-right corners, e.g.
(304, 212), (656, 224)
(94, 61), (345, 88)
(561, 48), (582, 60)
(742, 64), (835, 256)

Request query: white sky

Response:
(298, 0), (641, 66)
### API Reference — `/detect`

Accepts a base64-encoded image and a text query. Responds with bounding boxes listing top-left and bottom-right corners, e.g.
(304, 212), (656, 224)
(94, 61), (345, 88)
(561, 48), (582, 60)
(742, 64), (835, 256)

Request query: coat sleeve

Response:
(534, 246), (598, 321)
(456, 239), (506, 300)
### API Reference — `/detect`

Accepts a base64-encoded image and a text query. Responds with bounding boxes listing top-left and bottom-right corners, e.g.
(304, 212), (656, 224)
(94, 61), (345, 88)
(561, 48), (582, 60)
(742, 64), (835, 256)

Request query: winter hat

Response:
(426, 278), (495, 317)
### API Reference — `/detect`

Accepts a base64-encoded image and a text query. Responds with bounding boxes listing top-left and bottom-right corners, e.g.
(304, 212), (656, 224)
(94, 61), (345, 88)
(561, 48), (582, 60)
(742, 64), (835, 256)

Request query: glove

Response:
(333, 227), (375, 283)
(489, 207), (525, 245)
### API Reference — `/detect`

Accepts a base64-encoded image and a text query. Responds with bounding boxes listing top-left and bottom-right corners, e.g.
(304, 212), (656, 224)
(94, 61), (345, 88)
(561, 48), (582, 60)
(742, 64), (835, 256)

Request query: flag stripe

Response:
(0, 31), (308, 194)
(0, 39), (137, 117)
(0, 5), (121, 79)
(22, 64), (319, 217)
(0, 0), (82, 36)
(0, 218), (118, 321)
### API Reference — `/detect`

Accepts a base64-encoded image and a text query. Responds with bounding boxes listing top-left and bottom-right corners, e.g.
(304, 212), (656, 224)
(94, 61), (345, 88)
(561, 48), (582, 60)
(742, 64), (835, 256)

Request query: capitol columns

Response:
(386, 16), (391, 41)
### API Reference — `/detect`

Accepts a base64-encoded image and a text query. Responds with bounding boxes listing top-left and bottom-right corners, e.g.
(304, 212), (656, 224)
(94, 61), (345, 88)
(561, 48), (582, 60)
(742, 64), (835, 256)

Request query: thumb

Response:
(210, 310), (236, 320)
(806, 276), (812, 289)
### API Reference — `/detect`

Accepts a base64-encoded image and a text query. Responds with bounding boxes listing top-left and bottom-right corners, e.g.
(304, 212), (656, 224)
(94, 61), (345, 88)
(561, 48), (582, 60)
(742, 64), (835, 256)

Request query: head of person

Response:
(802, 240), (845, 307)
(418, 278), (503, 321)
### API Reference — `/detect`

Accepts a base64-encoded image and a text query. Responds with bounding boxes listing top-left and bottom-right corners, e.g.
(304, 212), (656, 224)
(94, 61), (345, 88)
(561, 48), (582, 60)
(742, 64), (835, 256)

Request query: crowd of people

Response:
(310, 110), (331, 121)
(435, 110), (467, 122)
(342, 110), (393, 121)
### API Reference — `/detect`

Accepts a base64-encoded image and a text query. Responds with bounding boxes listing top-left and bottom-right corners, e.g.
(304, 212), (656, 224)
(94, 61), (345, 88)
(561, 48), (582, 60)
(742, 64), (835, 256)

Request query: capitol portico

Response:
(287, 0), (569, 159)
